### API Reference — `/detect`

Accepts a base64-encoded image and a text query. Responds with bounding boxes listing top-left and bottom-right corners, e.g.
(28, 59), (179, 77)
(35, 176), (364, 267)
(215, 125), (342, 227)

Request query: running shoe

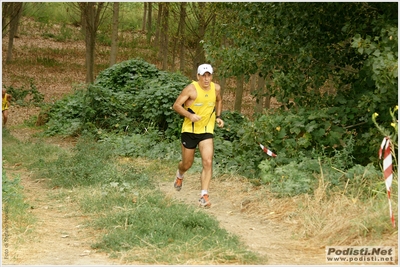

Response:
(198, 194), (211, 208)
(174, 177), (183, 191)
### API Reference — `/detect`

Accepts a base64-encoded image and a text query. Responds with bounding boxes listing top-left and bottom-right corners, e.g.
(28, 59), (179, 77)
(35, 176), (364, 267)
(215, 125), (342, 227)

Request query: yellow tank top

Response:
(181, 81), (216, 134)
(2, 94), (9, 111)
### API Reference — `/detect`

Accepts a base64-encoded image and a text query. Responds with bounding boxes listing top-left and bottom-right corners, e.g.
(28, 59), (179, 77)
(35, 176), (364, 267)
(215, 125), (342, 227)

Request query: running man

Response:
(172, 63), (224, 208)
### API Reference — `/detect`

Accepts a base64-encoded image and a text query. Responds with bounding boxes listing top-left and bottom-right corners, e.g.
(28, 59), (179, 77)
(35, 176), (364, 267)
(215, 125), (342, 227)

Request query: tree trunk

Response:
(80, 8), (86, 36)
(2, 3), (12, 37)
(171, 5), (179, 71)
(255, 74), (266, 114)
(217, 35), (228, 98)
(220, 77), (226, 99)
(192, 3), (207, 79)
(179, 2), (186, 72)
(234, 75), (244, 112)
(142, 2), (147, 32)
(146, 2), (152, 43)
(109, 2), (119, 67)
(6, 3), (23, 63)
(85, 2), (95, 83)
(264, 77), (271, 109)
(154, 3), (162, 48)
(161, 3), (169, 70)
(250, 74), (257, 95)
(80, 2), (105, 84)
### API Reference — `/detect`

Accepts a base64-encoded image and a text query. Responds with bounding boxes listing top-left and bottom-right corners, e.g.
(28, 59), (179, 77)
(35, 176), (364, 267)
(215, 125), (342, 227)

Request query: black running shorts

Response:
(181, 132), (214, 149)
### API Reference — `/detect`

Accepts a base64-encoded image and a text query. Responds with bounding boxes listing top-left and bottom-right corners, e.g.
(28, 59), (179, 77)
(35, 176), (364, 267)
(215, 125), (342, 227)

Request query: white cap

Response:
(197, 64), (213, 75)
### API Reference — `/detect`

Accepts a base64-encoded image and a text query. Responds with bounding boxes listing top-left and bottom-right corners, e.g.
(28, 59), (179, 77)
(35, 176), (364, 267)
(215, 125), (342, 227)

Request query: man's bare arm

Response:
(173, 84), (201, 122)
(215, 84), (224, 128)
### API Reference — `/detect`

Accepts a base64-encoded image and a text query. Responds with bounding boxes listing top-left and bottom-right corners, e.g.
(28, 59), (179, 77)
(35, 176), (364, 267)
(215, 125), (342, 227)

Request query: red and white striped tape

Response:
(259, 143), (277, 157)
(379, 137), (395, 227)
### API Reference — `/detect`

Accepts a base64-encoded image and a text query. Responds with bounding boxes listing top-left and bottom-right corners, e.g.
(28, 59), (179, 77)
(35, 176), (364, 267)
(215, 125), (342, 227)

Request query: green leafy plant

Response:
(45, 58), (190, 138)
(45, 89), (87, 136)
(3, 79), (44, 107)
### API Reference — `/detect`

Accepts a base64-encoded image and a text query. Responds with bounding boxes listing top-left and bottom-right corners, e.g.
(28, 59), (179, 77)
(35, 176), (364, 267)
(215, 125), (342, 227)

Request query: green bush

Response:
(45, 58), (189, 138)
(45, 89), (87, 136)
(94, 58), (160, 91)
(215, 110), (247, 142)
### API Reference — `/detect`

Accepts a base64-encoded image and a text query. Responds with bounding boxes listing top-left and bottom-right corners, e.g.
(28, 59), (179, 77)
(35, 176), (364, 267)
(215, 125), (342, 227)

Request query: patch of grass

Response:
(55, 24), (77, 41)
(35, 136), (139, 188)
(2, 168), (35, 237)
(36, 56), (60, 67)
(83, 186), (260, 264)
(2, 128), (62, 168)
(42, 32), (56, 39)
(42, 24), (81, 42)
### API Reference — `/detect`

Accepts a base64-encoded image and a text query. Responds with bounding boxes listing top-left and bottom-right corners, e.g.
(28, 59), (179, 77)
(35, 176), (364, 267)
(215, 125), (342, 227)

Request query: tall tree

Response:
(78, 2), (107, 83)
(109, 2), (119, 66)
(142, 2), (147, 32)
(154, 3), (162, 46)
(2, 2), (15, 37)
(178, 2), (187, 72)
(234, 75), (244, 112)
(166, 3), (214, 78)
(254, 74), (266, 113)
(160, 3), (169, 70)
(189, 3), (215, 78)
(146, 2), (152, 43)
(170, 3), (183, 71)
(3, 2), (23, 63)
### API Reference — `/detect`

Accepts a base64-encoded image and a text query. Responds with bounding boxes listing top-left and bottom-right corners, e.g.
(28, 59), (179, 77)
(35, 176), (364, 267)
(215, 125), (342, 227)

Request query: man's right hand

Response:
(189, 113), (202, 122)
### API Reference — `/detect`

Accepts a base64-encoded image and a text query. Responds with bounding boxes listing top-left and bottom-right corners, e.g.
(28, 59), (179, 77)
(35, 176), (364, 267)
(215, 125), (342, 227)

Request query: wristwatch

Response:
(216, 115), (221, 119)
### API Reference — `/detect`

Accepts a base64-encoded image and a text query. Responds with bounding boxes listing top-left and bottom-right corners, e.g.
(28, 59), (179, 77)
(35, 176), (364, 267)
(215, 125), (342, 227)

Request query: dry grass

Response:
(234, 173), (398, 250)
(201, 170), (397, 251)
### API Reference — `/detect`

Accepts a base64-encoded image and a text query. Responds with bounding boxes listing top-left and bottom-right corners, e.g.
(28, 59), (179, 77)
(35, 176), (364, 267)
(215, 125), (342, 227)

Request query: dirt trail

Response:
(2, 167), (120, 265)
(2, 129), (327, 265)
(159, 174), (326, 264)
(1, 128), (119, 265)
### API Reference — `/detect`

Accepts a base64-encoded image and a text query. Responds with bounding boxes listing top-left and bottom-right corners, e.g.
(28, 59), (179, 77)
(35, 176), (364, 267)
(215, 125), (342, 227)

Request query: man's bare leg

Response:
(198, 138), (214, 192)
(178, 144), (195, 176)
(175, 145), (195, 191)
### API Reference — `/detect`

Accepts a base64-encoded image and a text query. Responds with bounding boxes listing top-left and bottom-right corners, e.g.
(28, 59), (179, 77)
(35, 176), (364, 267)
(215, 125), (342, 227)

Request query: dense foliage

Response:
(205, 2), (398, 165)
(213, 109), (392, 197)
(45, 58), (189, 138)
